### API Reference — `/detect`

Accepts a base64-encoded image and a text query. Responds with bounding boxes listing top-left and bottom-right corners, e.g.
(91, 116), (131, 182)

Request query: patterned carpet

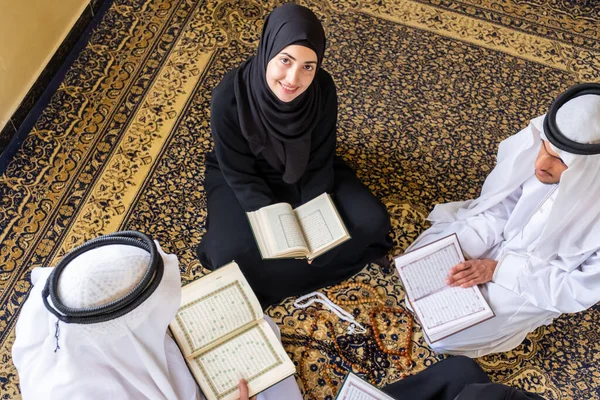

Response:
(1, 0), (599, 398)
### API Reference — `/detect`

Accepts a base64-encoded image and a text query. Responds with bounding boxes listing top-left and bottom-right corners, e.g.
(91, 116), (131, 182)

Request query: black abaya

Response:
(196, 4), (392, 307)
(197, 156), (392, 307)
(383, 357), (546, 400)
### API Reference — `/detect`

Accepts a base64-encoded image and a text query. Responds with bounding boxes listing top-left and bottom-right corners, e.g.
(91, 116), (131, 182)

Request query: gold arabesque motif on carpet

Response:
(1, 0), (599, 398)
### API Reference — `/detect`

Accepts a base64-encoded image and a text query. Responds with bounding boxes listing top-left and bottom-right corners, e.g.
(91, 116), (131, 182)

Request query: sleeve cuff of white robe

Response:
(492, 252), (527, 290)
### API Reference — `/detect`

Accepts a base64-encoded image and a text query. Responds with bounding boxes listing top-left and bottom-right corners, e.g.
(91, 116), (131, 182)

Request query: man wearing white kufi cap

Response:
(12, 231), (303, 400)
(407, 83), (600, 358)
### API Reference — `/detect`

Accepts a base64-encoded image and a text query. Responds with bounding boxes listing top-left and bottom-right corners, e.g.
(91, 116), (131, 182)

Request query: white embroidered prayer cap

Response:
(12, 241), (201, 400)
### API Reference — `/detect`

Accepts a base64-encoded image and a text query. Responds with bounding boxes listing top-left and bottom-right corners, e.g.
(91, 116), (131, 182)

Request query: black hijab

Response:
(234, 3), (326, 184)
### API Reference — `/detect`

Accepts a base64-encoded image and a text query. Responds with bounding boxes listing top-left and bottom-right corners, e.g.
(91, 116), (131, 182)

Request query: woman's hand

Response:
(238, 379), (256, 400)
(446, 259), (497, 288)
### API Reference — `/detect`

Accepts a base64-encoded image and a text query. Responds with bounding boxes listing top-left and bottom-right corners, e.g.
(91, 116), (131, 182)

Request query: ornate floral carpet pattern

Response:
(1, 0), (599, 398)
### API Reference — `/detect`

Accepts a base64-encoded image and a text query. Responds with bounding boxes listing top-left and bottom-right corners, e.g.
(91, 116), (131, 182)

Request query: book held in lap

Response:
(247, 192), (351, 260)
(394, 234), (495, 343)
(169, 262), (296, 400)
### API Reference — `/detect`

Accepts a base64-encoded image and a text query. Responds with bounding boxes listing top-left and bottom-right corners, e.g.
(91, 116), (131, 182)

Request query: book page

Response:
(247, 211), (271, 259)
(170, 262), (263, 355)
(412, 286), (487, 330)
(189, 320), (295, 400)
(336, 373), (395, 400)
(294, 193), (348, 254)
(395, 235), (494, 343)
(259, 203), (308, 254)
(395, 235), (464, 300)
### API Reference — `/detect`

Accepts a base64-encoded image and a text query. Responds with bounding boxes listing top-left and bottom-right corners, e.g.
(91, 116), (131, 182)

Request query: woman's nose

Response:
(287, 67), (300, 85)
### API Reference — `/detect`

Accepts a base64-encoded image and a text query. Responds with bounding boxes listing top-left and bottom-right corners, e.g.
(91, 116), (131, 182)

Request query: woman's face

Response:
(266, 45), (318, 102)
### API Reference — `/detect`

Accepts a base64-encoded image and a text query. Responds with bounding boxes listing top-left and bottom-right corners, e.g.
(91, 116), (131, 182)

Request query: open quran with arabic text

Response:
(169, 262), (295, 400)
(394, 234), (495, 343)
(247, 192), (350, 260)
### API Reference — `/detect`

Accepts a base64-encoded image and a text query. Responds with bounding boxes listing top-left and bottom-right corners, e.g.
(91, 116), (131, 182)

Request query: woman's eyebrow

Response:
(279, 52), (317, 64)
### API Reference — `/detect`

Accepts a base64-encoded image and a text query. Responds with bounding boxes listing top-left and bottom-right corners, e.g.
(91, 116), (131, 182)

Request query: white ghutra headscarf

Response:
(428, 89), (600, 261)
(12, 241), (201, 400)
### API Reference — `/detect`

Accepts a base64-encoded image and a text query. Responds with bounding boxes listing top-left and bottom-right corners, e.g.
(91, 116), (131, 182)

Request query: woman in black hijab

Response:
(197, 3), (392, 307)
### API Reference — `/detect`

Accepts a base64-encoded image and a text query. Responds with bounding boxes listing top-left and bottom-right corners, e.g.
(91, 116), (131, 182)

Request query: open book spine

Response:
(247, 206), (309, 259)
(182, 320), (259, 360)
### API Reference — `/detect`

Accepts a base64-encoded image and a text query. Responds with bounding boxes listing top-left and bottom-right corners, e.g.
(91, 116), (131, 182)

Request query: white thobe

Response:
(14, 267), (303, 400)
(409, 176), (600, 357)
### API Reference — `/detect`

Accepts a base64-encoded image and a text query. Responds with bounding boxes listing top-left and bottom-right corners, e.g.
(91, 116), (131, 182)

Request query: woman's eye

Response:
(304, 65), (314, 71)
(280, 57), (290, 65)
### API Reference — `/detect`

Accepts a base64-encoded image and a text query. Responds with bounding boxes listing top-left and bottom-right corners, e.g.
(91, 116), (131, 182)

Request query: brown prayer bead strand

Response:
(300, 293), (415, 392)
(391, 357), (412, 379)
(327, 286), (414, 380)
(308, 313), (376, 385)
(298, 350), (318, 400)
(323, 363), (347, 393)
(299, 319), (353, 398)
(369, 306), (414, 373)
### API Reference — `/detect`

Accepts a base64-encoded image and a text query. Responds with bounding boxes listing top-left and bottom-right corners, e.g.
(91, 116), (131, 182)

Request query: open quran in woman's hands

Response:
(394, 234), (495, 343)
(247, 192), (351, 260)
(169, 262), (296, 400)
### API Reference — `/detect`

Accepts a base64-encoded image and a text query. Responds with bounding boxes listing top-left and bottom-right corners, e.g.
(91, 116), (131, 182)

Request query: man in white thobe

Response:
(12, 232), (303, 400)
(407, 83), (600, 358)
